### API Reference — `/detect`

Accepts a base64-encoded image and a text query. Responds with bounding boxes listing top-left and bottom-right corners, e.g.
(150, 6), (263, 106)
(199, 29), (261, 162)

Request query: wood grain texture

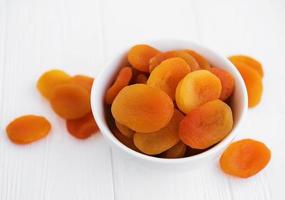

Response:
(1, 0), (285, 199)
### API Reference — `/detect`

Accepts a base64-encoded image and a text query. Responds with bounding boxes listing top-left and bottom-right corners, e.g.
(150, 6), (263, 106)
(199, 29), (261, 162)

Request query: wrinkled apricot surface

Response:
(149, 50), (199, 72)
(185, 50), (211, 70)
(68, 75), (94, 93)
(231, 61), (263, 107)
(210, 67), (235, 101)
(113, 128), (138, 151)
(147, 58), (191, 100)
(179, 100), (233, 149)
(115, 120), (134, 138)
(176, 70), (222, 113)
(220, 139), (271, 178)
(128, 44), (160, 72)
(135, 73), (148, 84)
(50, 84), (91, 119)
(133, 110), (183, 155)
(6, 115), (51, 144)
(229, 55), (263, 77)
(162, 141), (187, 158)
(105, 67), (133, 105)
(66, 113), (98, 139)
(111, 84), (174, 133)
(37, 69), (70, 99)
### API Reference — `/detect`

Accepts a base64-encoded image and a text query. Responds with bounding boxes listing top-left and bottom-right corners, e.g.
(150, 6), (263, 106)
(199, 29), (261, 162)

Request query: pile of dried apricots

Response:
(5, 43), (270, 179)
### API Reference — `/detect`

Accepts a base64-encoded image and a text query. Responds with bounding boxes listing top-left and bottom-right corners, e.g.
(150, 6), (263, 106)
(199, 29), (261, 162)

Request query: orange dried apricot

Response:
(111, 84), (174, 133)
(135, 73), (148, 84)
(149, 50), (199, 72)
(113, 128), (138, 151)
(179, 100), (233, 149)
(105, 67), (132, 105)
(133, 110), (183, 155)
(220, 139), (271, 178)
(50, 84), (91, 119)
(115, 120), (134, 138)
(175, 70), (222, 113)
(68, 75), (94, 93)
(231, 61), (263, 107)
(128, 44), (160, 72)
(37, 69), (70, 99)
(147, 58), (191, 100)
(161, 141), (187, 158)
(6, 115), (51, 144)
(66, 113), (98, 139)
(185, 50), (211, 70)
(229, 55), (263, 77)
(209, 67), (235, 101)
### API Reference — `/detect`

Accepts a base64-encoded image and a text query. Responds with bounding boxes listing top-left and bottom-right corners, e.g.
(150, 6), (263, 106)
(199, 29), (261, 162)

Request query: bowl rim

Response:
(91, 39), (248, 164)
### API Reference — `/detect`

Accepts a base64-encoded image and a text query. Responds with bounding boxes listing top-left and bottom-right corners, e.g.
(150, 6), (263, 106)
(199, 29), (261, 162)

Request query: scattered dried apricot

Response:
(111, 84), (174, 133)
(6, 115), (51, 144)
(50, 84), (91, 119)
(149, 50), (199, 72)
(161, 142), (187, 158)
(66, 113), (98, 139)
(37, 69), (70, 99)
(115, 120), (134, 138)
(210, 67), (235, 101)
(128, 44), (160, 72)
(105, 67), (132, 104)
(185, 50), (211, 70)
(229, 55), (263, 77)
(220, 139), (271, 178)
(179, 100), (233, 149)
(175, 70), (222, 113)
(147, 58), (191, 99)
(133, 110), (183, 155)
(68, 75), (94, 93)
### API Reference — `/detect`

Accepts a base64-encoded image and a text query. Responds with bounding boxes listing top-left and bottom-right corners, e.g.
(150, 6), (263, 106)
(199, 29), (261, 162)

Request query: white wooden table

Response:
(0, 0), (284, 199)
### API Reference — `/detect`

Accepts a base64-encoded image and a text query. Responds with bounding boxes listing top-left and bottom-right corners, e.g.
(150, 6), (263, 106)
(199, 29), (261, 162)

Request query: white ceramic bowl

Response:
(91, 39), (248, 170)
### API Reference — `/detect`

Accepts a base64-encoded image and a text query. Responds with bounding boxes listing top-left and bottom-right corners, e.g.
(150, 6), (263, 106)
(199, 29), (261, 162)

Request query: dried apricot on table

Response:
(185, 50), (211, 70)
(229, 55), (263, 77)
(111, 84), (174, 133)
(149, 50), (199, 72)
(179, 100), (233, 149)
(128, 44), (160, 72)
(66, 112), (98, 139)
(6, 115), (51, 144)
(115, 120), (134, 138)
(231, 61), (263, 107)
(37, 69), (70, 99)
(220, 139), (271, 178)
(161, 141), (187, 158)
(209, 67), (235, 101)
(133, 109), (183, 155)
(50, 84), (91, 119)
(105, 67), (132, 105)
(175, 70), (222, 113)
(147, 57), (191, 100)
(68, 75), (94, 93)
(113, 128), (138, 151)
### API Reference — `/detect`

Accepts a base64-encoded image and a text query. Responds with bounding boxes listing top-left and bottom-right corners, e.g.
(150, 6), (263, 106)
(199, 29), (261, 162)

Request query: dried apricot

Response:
(66, 113), (98, 139)
(133, 110), (183, 155)
(37, 69), (70, 99)
(111, 84), (174, 133)
(209, 67), (235, 101)
(115, 120), (134, 138)
(128, 44), (160, 72)
(68, 75), (94, 93)
(6, 115), (51, 144)
(229, 55), (263, 77)
(175, 70), (222, 113)
(147, 58), (191, 100)
(185, 50), (211, 70)
(220, 139), (271, 178)
(105, 67), (132, 104)
(149, 50), (199, 72)
(231, 61), (263, 107)
(161, 141), (187, 158)
(113, 128), (138, 151)
(179, 100), (233, 149)
(50, 84), (91, 119)
(135, 73), (148, 84)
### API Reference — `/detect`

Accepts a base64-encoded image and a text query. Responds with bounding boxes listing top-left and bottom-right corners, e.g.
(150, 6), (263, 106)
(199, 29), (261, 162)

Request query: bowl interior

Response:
(91, 39), (248, 164)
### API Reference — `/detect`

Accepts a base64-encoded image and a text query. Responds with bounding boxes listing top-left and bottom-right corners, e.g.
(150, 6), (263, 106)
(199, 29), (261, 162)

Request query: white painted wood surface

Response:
(0, 0), (284, 199)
